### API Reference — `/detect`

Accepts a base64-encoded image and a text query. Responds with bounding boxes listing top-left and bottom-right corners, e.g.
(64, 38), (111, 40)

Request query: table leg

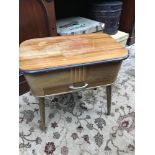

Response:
(106, 85), (112, 115)
(39, 97), (46, 131)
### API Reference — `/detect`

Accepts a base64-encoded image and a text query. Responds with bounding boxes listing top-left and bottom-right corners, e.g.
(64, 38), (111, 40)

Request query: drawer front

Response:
(25, 61), (122, 96)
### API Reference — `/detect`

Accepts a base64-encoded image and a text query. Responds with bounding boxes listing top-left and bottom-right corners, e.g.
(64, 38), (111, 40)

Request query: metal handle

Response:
(69, 83), (88, 90)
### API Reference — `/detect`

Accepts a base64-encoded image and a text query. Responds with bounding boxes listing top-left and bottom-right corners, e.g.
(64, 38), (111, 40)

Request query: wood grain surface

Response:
(20, 33), (128, 72)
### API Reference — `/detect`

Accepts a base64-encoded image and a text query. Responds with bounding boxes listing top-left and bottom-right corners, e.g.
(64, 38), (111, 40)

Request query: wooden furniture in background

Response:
(19, 0), (57, 43)
(119, 0), (135, 45)
(19, 0), (57, 95)
(20, 33), (128, 130)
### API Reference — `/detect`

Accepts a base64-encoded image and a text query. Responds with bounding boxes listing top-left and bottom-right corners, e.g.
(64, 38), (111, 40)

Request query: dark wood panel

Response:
(44, 0), (57, 35)
(19, 0), (57, 44)
(119, 0), (135, 45)
(129, 24), (135, 45)
(19, 73), (25, 83)
(19, 74), (30, 95)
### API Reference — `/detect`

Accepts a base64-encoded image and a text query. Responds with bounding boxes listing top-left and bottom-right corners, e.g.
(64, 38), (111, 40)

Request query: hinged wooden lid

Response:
(20, 33), (128, 73)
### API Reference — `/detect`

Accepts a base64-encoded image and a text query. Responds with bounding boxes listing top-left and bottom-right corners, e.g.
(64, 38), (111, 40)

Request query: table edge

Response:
(20, 52), (129, 74)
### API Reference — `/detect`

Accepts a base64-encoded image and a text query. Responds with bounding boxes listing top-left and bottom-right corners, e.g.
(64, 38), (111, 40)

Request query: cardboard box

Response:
(57, 17), (105, 35)
(111, 31), (129, 46)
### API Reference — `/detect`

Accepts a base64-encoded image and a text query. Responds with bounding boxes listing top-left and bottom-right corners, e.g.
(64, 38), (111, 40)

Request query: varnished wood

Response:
(39, 97), (46, 131)
(42, 0), (57, 36)
(19, 0), (57, 44)
(119, 0), (135, 45)
(106, 85), (112, 115)
(19, 33), (128, 72)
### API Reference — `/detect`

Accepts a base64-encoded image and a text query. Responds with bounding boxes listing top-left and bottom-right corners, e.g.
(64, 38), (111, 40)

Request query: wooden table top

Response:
(20, 33), (128, 73)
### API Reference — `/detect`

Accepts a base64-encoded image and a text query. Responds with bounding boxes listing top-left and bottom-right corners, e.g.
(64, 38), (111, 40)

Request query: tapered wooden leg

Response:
(106, 85), (112, 115)
(39, 97), (46, 131)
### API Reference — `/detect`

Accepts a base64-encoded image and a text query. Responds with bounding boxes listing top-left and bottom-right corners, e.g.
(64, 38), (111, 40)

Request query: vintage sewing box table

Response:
(19, 33), (128, 130)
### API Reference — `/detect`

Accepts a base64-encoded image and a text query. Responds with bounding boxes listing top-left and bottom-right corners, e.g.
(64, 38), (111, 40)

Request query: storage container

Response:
(96, 31), (129, 46)
(111, 31), (129, 46)
(88, 1), (123, 35)
(56, 17), (105, 35)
